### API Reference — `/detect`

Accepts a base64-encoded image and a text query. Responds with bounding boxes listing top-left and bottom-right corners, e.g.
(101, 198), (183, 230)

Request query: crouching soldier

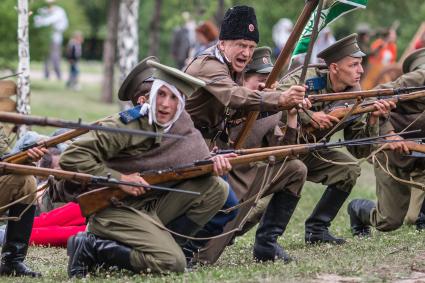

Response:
(62, 59), (231, 277)
(348, 48), (425, 235)
(278, 34), (393, 244)
(0, 124), (47, 277)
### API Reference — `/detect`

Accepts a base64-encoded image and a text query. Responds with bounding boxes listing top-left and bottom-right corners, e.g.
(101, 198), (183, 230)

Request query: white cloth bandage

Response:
(139, 79), (185, 132)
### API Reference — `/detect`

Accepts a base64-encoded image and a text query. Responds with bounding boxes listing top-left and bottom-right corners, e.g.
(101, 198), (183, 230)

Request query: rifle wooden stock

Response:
(77, 145), (312, 217)
(3, 128), (89, 164)
(234, 0), (319, 149)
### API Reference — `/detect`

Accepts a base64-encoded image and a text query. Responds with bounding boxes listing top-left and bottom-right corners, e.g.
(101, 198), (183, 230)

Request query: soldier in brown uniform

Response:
(0, 124), (46, 277)
(63, 60), (232, 277)
(233, 46), (301, 234)
(348, 48), (425, 235)
(185, 6), (308, 263)
(278, 34), (393, 245)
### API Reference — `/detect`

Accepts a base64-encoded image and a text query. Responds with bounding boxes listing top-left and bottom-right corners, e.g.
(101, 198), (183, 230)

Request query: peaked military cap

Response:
(219, 5), (259, 43)
(147, 60), (206, 97)
(317, 33), (365, 65)
(118, 56), (157, 103)
(245, 46), (274, 74)
(402, 48), (425, 74)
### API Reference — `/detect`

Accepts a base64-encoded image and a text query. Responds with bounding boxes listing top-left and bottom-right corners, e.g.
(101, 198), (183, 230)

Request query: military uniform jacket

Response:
(376, 69), (425, 137)
(185, 45), (282, 139)
(0, 123), (10, 157)
(60, 110), (211, 182)
(278, 66), (379, 158)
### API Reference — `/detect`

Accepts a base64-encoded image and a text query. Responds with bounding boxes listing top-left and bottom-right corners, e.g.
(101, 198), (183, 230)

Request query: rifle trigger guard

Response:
(110, 197), (124, 208)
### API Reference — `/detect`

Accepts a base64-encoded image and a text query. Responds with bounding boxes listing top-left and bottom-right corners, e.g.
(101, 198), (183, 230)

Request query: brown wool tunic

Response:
(60, 111), (210, 180)
(185, 46), (282, 138)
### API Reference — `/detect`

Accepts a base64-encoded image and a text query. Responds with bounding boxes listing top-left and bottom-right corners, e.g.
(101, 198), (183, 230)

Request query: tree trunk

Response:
(148, 0), (162, 56)
(214, 0), (225, 26)
(16, 0), (31, 137)
(100, 0), (120, 103)
(117, 0), (139, 86)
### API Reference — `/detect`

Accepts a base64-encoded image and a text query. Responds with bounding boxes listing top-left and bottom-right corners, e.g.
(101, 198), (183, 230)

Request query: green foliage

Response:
(137, 0), (425, 66)
(0, 0), (92, 69)
(0, 1), (18, 70)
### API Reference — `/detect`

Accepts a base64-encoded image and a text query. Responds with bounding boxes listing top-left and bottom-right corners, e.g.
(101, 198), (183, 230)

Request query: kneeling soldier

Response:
(63, 59), (231, 277)
(0, 124), (46, 277)
(278, 34), (393, 244)
(348, 48), (425, 235)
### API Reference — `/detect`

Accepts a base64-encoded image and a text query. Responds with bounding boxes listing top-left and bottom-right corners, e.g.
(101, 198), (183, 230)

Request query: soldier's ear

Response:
(218, 40), (226, 52)
(329, 63), (338, 74)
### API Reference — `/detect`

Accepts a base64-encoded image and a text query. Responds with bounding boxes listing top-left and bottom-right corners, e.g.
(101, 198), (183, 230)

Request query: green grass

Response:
(3, 74), (425, 282)
(30, 60), (104, 74)
(30, 76), (119, 135)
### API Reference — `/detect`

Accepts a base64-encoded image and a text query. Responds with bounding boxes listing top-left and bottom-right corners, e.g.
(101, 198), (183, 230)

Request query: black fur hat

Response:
(219, 6), (259, 43)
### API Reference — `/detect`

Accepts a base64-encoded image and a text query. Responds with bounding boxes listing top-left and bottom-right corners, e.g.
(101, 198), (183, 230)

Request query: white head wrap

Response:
(140, 79), (185, 132)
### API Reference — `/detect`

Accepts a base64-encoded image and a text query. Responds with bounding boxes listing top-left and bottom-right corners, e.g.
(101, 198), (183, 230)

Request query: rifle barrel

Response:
(0, 111), (183, 140)
(308, 87), (425, 104)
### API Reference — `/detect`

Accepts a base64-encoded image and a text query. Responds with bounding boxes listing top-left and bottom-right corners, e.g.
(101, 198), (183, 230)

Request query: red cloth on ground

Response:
(30, 226), (86, 247)
(30, 202), (86, 247)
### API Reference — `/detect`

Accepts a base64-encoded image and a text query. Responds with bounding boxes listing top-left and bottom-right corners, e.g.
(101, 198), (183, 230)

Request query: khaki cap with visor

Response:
(317, 33), (365, 65)
(245, 46), (274, 74)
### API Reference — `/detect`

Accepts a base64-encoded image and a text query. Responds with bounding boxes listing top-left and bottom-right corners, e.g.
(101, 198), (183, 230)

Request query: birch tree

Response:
(117, 0), (139, 86)
(16, 0), (31, 136)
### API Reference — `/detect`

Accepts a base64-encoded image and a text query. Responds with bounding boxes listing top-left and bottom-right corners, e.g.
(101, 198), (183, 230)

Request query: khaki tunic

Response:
(278, 67), (379, 192)
(369, 69), (425, 231)
(59, 112), (228, 274)
(0, 123), (37, 210)
(185, 46), (282, 141)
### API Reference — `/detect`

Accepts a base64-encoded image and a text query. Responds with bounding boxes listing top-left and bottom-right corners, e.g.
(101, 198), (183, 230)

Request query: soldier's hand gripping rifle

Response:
(234, 0), (319, 149)
(0, 162), (199, 198)
(0, 112), (183, 164)
(76, 134), (415, 217)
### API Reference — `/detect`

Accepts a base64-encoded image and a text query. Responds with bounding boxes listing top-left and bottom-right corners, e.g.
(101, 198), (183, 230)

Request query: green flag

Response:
(292, 0), (368, 57)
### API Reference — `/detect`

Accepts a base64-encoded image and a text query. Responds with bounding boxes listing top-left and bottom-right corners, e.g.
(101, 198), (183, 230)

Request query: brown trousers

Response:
(0, 174), (37, 214)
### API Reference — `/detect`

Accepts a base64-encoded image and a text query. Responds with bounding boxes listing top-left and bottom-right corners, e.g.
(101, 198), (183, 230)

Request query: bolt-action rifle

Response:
(0, 162), (199, 197)
(76, 134), (416, 217)
(0, 112), (183, 164)
(304, 90), (425, 135)
(307, 86), (425, 104)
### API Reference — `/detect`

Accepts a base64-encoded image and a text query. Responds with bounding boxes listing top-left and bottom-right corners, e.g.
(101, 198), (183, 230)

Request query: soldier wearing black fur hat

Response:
(348, 48), (425, 236)
(185, 6), (309, 263)
(278, 34), (394, 245)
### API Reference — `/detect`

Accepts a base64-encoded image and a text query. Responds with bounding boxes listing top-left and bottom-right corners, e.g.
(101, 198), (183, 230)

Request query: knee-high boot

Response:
(253, 191), (299, 263)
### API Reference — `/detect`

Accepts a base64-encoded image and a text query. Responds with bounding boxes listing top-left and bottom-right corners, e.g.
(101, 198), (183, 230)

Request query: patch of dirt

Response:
(393, 272), (425, 283)
(313, 273), (361, 282)
(411, 252), (425, 273)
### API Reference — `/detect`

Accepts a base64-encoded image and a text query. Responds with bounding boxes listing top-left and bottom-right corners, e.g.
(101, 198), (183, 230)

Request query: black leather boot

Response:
(253, 191), (299, 263)
(67, 232), (135, 278)
(166, 215), (201, 247)
(0, 204), (41, 277)
(416, 200), (425, 231)
(305, 187), (349, 245)
(347, 199), (375, 237)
